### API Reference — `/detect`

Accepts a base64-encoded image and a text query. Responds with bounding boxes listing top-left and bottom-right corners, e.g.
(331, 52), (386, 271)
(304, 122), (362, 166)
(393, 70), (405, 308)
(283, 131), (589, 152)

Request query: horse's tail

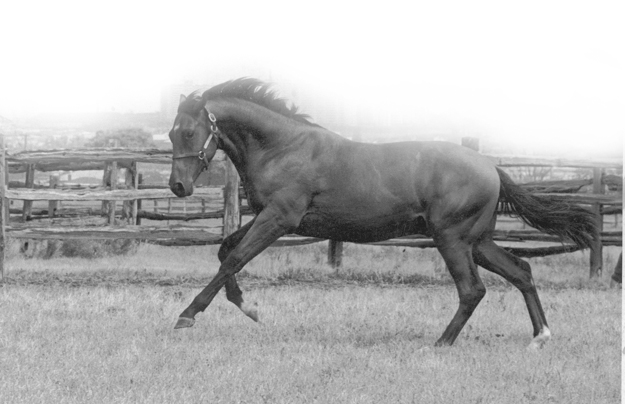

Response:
(496, 167), (597, 249)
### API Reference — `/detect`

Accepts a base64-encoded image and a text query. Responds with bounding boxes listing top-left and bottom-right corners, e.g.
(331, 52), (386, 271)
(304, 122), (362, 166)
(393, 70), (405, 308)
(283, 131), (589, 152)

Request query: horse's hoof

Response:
(241, 302), (259, 322)
(174, 317), (195, 329)
(527, 326), (551, 350)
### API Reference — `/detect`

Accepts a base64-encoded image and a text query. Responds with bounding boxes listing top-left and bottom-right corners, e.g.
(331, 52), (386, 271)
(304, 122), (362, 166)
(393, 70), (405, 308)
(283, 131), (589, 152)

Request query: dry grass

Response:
(0, 242), (621, 403)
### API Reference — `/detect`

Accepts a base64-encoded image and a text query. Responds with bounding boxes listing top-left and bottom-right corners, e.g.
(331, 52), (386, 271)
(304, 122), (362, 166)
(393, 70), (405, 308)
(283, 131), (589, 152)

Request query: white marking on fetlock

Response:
(240, 301), (259, 322)
(527, 326), (551, 350)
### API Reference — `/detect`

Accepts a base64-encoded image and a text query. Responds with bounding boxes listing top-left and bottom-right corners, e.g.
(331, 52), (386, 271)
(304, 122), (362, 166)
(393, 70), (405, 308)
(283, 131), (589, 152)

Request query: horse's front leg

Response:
(220, 219), (259, 321)
(174, 207), (296, 329)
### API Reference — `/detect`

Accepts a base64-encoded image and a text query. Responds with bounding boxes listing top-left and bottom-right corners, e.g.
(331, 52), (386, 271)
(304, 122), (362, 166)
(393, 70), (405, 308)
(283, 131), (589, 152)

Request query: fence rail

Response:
(0, 136), (621, 281)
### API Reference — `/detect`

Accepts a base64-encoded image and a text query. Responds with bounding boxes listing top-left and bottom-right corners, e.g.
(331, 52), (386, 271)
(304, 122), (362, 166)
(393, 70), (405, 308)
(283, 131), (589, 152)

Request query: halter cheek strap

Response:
(197, 132), (215, 169)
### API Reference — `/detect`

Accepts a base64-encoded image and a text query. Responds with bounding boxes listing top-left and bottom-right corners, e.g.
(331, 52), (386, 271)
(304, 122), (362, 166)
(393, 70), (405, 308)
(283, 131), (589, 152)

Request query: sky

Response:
(1, 0), (623, 158)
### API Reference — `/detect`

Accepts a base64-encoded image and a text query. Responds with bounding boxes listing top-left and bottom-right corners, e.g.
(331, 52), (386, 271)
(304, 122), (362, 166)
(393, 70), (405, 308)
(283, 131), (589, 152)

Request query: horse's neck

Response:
(213, 99), (306, 167)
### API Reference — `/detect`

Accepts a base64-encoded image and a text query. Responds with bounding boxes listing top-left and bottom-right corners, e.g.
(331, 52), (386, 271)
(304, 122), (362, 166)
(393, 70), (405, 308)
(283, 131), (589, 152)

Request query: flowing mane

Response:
(187, 78), (316, 126)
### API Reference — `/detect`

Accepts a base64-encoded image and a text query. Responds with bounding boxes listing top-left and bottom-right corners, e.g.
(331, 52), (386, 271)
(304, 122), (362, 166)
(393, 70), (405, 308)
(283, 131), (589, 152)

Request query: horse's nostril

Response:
(171, 182), (186, 197)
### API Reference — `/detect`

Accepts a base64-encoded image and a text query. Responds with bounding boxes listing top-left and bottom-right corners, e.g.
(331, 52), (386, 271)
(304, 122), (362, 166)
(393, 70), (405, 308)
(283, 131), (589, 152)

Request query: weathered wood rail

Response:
(0, 135), (621, 281)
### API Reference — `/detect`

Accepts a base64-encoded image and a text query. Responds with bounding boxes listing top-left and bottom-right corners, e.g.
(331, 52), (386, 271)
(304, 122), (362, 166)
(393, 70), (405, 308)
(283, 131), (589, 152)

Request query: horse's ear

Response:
(194, 94), (209, 113)
(179, 94), (187, 104)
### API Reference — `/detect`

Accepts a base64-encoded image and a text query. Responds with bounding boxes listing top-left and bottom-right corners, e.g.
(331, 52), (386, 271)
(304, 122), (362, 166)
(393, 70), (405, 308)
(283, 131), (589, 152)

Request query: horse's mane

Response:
(182, 78), (316, 126)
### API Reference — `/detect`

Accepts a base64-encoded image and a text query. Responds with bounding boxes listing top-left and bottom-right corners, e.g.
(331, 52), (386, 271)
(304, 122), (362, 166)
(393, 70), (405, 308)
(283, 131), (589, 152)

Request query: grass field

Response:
(0, 242), (622, 403)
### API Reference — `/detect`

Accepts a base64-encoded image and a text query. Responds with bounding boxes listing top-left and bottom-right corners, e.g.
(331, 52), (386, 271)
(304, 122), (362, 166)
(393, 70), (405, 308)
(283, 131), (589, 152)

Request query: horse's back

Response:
(329, 139), (499, 204)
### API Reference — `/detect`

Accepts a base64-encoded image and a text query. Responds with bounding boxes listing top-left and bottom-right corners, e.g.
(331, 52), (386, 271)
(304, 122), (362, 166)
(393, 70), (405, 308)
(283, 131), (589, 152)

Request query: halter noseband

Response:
(171, 110), (220, 171)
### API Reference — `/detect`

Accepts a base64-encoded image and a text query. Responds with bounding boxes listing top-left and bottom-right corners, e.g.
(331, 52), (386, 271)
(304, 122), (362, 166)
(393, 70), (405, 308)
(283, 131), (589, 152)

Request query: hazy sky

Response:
(1, 1), (623, 158)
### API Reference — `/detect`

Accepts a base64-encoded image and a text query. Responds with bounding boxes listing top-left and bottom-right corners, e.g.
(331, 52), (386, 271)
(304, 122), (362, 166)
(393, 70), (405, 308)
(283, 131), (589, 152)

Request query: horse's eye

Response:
(182, 130), (194, 139)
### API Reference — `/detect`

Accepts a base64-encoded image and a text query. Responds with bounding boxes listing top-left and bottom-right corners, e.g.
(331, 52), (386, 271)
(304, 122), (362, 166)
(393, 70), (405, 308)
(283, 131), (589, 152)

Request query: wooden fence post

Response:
(48, 175), (59, 218)
(589, 167), (604, 278)
(167, 198), (172, 226)
(101, 163), (110, 217)
(327, 239), (343, 269)
(0, 134), (6, 282)
(3, 165), (7, 224)
(136, 174), (143, 225)
(223, 157), (240, 237)
(123, 163), (138, 224)
(108, 162), (118, 225)
(22, 164), (35, 222)
(325, 113), (346, 267)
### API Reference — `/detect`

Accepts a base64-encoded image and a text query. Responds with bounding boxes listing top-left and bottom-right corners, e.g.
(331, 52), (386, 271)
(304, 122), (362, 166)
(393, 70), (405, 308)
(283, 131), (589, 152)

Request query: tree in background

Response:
(86, 127), (155, 148)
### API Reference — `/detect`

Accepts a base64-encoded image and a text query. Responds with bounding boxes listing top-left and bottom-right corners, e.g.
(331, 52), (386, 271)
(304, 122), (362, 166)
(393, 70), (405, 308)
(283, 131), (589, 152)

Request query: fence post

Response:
(589, 167), (604, 278)
(167, 198), (172, 226)
(327, 240), (343, 269)
(22, 164), (35, 222)
(48, 175), (59, 218)
(123, 162), (137, 224)
(108, 162), (118, 225)
(136, 174), (143, 225)
(326, 105), (345, 268)
(0, 134), (6, 282)
(223, 157), (240, 237)
(102, 163), (110, 217)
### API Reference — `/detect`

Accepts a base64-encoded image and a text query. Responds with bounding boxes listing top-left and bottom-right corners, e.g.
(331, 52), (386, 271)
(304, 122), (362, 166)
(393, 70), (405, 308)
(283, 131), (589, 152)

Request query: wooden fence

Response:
(0, 135), (621, 281)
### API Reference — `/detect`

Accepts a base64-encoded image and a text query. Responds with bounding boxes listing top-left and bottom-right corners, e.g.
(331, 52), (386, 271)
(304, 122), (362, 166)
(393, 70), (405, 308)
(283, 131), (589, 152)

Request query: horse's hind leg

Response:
(472, 239), (550, 349)
(434, 239), (486, 347)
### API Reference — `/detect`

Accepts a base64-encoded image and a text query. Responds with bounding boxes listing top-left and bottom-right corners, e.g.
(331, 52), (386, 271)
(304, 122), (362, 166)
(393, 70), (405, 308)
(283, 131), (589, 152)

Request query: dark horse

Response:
(168, 78), (596, 348)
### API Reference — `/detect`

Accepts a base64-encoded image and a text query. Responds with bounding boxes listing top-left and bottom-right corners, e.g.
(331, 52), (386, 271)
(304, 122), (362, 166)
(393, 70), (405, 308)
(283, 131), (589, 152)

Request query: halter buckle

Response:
(208, 113), (218, 133)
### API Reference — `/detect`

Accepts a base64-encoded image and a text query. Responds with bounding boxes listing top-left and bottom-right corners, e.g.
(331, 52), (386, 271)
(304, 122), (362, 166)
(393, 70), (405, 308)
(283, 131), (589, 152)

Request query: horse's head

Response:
(168, 94), (220, 197)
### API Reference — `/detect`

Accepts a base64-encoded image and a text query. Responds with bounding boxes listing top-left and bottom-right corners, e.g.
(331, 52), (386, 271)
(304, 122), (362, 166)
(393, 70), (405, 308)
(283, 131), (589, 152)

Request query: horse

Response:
(168, 78), (597, 348)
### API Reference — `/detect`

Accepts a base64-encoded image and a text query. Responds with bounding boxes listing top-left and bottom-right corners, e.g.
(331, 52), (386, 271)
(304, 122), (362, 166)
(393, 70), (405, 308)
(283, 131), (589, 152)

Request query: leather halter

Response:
(171, 110), (220, 171)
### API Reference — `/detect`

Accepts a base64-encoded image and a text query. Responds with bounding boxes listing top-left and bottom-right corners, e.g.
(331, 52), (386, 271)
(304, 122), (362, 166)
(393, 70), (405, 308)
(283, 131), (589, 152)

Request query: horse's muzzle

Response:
(170, 182), (191, 197)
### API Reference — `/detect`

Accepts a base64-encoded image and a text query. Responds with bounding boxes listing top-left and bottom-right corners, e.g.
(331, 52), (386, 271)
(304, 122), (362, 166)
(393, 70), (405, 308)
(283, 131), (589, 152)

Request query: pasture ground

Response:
(0, 243), (622, 403)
